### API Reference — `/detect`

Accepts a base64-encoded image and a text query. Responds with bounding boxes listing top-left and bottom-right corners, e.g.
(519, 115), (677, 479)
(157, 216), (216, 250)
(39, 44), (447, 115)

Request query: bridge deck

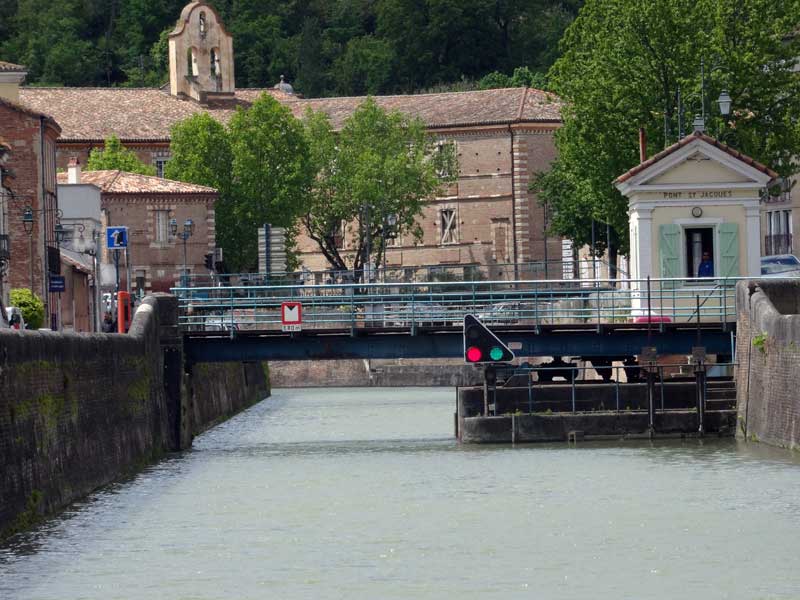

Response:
(175, 277), (738, 363)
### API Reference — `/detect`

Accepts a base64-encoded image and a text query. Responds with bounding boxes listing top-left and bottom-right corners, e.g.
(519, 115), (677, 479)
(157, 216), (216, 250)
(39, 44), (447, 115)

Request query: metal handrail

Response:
(496, 361), (737, 416)
(171, 275), (767, 332)
(181, 258), (631, 287)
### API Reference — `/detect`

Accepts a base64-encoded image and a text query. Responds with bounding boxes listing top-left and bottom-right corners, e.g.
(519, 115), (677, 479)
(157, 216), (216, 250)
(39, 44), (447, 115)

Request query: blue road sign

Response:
(49, 275), (66, 293)
(106, 226), (128, 250)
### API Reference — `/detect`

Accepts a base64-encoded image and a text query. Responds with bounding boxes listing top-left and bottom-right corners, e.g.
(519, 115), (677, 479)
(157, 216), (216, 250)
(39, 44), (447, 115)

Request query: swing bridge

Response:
(172, 275), (738, 365)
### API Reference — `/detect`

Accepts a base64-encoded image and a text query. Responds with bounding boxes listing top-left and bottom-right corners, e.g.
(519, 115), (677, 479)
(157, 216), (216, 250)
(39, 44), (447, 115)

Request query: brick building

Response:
(17, 1), (563, 276)
(57, 167), (217, 294)
(0, 92), (61, 327)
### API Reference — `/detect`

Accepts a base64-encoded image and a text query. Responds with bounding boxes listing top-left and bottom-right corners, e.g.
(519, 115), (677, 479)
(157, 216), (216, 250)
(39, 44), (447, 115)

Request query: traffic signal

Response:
(463, 314), (515, 364)
(204, 253), (214, 270)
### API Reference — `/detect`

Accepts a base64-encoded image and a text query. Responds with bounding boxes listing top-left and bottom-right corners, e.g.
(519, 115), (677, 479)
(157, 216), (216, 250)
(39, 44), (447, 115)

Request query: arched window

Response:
(199, 12), (207, 38)
(210, 49), (217, 77)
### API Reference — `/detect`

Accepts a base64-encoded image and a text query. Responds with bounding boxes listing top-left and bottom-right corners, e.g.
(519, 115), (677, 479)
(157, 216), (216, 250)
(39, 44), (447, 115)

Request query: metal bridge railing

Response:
(181, 259), (629, 288)
(483, 361), (737, 416)
(172, 276), (746, 333)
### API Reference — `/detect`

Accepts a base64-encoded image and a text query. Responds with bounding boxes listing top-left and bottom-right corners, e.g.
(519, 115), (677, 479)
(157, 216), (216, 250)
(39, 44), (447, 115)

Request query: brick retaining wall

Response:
(0, 295), (269, 538)
(735, 280), (800, 450)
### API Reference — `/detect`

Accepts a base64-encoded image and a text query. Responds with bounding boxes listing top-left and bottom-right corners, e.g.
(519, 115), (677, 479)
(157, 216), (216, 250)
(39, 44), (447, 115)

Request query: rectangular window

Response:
(155, 210), (170, 243)
(155, 158), (170, 179)
(684, 227), (714, 278)
(439, 208), (457, 245)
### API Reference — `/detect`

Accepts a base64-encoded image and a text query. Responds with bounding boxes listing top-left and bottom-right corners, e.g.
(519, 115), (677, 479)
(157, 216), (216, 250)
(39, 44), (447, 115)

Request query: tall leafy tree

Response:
(302, 98), (458, 277)
(535, 0), (800, 256)
(165, 95), (313, 272)
(227, 94), (314, 271)
(0, 0), (580, 93)
(86, 135), (156, 175)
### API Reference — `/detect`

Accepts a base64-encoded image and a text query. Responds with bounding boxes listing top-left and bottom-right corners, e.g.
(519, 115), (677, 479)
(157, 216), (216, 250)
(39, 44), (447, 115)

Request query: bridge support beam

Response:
(184, 327), (735, 363)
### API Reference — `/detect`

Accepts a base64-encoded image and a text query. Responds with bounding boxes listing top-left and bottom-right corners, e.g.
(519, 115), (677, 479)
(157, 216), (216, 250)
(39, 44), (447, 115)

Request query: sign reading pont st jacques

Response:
(662, 190), (734, 200)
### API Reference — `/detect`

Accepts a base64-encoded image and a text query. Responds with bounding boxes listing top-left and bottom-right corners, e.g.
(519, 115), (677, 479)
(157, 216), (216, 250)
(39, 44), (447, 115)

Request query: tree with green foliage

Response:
(227, 94), (314, 271)
(0, 0), (580, 95)
(302, 98), (458, 278)
(86, 135), (156, 175)
(10, 288), (44, 330)
(478, 66), (549, 90)
(166, 95), (312, 272)
(534, 0), (800, 258)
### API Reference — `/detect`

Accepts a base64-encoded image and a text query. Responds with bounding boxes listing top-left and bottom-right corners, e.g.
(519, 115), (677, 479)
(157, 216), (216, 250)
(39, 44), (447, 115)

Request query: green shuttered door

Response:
(718, 223), (740, 278)
(659, 224), (681, 283)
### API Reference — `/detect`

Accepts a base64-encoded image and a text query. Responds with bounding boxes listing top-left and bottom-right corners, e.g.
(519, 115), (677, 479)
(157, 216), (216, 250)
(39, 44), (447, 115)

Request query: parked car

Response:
(761, 255), (800, 278)
(203, 314), (239, 332)
(388, 302), (455, 328)
(476, 302), (525, 325)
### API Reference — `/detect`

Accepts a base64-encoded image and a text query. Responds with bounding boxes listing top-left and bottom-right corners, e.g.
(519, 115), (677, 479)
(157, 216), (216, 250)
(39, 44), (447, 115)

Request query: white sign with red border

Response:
(281, 302), (302, 332)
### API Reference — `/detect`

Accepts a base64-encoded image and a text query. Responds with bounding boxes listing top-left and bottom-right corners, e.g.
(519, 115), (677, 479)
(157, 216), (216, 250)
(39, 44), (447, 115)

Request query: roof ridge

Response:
(614, 131), (778, 184)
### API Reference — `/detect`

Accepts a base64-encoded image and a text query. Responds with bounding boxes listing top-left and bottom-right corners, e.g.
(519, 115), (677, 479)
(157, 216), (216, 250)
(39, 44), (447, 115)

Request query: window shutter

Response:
(718, 223), (740, 278)
(659, 224), (681, 285)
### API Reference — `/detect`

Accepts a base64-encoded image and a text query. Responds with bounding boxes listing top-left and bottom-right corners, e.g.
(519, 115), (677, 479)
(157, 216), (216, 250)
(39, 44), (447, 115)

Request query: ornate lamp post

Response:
(676, 59), (733, 139)
(22, 206), (34, 291)
(171, 217), (194, 287)
(70, 224), (101, 331)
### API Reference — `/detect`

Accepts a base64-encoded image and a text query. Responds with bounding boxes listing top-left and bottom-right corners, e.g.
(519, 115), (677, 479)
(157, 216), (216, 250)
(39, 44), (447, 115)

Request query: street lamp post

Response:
(676, 58), (733, 139)
(72, 224), (101, 331)
(171, 218), (194, 287)
(22, 206), (34, 292)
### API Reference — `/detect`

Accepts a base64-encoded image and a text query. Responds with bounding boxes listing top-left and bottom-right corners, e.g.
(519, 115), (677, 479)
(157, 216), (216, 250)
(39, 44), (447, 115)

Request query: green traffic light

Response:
(489, 346), (504, 361)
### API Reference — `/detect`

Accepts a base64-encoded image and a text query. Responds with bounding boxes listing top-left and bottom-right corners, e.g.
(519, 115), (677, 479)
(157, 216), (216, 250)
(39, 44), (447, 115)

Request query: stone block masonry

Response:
(735, 280), (800, 450)
(0, 294), (269, 538)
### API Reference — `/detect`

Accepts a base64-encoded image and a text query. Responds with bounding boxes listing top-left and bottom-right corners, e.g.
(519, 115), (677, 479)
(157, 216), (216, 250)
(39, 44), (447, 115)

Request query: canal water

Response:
(2, 387), (800, 599)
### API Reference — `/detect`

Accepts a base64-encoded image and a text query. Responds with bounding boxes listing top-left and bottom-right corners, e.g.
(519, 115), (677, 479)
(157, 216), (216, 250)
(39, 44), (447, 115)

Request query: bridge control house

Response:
(615, 131), (778, 320)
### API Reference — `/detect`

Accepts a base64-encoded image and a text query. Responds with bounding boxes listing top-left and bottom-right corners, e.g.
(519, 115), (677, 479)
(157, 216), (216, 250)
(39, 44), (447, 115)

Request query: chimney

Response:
(67, 156), (82, 184)
(639, 128), (647, 163)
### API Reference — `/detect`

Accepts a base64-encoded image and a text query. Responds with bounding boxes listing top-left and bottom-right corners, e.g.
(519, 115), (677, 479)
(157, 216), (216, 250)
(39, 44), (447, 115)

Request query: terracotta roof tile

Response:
(0, 61), (26, 72)
(614, 131), (778, 184)
(20, 86), (561, 141)
(0, 95), (60, 131)
(57, 170), (218, 194)
(282, 87), (562, 130)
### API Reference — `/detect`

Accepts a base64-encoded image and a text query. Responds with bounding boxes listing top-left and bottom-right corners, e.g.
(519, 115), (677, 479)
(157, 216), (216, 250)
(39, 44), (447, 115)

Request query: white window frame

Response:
(439, 207), (458, 245)
(154, 209), (170, 244)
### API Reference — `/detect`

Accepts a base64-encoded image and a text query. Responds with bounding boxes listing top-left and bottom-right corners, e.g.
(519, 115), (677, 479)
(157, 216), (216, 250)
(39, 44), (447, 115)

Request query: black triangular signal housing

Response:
(463, 314), (515, 364)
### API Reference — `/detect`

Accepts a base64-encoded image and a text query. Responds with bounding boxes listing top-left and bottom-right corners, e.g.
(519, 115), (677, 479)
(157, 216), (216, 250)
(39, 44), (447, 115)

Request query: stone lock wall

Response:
(735, 280), (800, 450)
(0, 294), (269, 538)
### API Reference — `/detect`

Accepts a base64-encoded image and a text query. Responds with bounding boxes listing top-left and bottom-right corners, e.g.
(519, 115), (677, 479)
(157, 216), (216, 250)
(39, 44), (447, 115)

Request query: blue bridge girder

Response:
(183, 323), (735, 363)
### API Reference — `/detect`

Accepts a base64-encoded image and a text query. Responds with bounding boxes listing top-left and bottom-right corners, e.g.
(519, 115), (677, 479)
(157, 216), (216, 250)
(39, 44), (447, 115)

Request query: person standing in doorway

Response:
(698, 251), (714, 277)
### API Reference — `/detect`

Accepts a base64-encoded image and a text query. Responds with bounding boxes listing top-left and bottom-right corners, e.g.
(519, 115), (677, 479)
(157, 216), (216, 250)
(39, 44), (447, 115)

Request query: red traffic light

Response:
(466, 346), (483, 362)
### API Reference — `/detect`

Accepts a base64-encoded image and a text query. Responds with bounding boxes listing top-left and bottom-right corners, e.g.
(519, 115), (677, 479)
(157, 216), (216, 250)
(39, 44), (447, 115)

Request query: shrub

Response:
(9, 288), (45, 329)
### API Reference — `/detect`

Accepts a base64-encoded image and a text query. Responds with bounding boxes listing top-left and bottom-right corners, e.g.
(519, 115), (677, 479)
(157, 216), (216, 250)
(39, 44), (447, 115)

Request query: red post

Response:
(117, 291), (131, 333)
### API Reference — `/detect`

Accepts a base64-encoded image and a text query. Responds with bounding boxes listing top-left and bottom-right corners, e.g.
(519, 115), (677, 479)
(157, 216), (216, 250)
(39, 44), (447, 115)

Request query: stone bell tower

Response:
(168, 2), (235, 104)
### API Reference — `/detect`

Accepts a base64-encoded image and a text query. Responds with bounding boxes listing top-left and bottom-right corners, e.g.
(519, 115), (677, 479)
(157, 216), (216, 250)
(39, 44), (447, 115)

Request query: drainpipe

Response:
(508, 125), (519, 280)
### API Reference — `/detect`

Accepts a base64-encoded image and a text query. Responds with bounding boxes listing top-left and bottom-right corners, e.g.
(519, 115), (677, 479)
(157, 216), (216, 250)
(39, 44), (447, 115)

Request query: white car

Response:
(761, 254), (800, 278)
